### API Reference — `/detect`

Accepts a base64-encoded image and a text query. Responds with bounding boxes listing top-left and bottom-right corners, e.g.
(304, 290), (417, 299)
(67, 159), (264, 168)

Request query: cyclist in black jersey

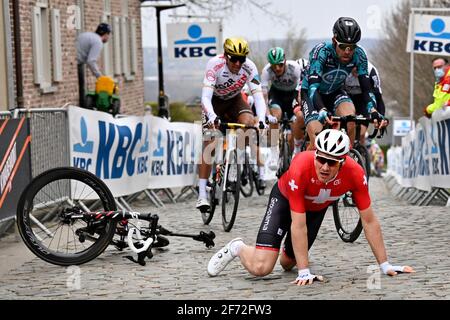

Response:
(301, 17), (388, 149)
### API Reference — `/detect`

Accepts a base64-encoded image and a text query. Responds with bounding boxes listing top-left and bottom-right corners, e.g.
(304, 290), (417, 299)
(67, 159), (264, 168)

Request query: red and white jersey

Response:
(202, 54), (263, 100)
(278, 151), (371, 213)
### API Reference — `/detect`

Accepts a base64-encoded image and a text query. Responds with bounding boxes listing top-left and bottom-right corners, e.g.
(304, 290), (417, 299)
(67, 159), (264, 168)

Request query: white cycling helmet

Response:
(315, 129), (350, 158)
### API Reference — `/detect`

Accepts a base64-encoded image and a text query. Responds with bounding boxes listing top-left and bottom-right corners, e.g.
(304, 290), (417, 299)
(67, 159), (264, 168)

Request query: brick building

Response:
(1, 0), (145, 115)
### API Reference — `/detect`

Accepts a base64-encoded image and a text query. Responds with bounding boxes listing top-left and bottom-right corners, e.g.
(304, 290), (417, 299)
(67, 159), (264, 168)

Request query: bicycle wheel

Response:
(16, 167), (117, 266)
(332, 149), (365, 243)
(355, 144), (371, 180)
(240, 150), (254, 198)
(202, 168), (218, 225)
(222, 150), (241, 232)
(277, 138), (291, 178)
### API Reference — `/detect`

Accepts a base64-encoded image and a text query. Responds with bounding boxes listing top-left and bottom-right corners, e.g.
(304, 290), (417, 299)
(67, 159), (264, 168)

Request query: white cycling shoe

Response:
(196, 197), (210, 211)
(207, 238), (242, 276)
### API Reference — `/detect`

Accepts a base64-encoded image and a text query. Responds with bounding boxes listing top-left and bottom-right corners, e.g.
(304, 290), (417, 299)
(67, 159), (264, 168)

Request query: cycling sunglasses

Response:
(315, 151), (344, 167)
(227, 54), (246, 64)
(335, 40), (357, 51)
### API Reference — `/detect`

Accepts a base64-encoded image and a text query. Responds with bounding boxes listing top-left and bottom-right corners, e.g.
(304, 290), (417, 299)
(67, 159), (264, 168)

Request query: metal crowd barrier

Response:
(383, 175), (450, 207)
(0, 107), (197, 238)
(14, 107), (70, 177)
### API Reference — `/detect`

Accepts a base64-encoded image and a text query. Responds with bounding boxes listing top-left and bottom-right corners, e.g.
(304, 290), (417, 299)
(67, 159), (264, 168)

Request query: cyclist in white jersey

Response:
(261, 47), (307, 167)
(196, 37), (268, 211)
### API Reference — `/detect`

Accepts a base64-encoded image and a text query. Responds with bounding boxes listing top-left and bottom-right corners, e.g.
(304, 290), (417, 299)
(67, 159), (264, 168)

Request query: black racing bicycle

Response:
(276, 112), (295, 178)
(16, 167), (215, 266)
(329, 115), (387, 242)
(201, 122), (261, 232)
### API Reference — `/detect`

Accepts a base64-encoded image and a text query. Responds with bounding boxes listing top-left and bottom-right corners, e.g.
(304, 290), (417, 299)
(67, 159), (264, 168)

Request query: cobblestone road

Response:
(1, 177), (449, 300)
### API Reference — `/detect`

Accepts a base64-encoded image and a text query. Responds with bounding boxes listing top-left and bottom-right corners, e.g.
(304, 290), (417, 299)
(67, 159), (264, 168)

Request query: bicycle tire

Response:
(355, 144), (371, 180)
(254, 168), (266, 195)
(202, 168), (218, 225)
(222, 150), (241, 232)
(282, 139), (291, 174)
(240, 150), (254, 198)
(16, 167), (117, 266)
(332, 149), (365, 243)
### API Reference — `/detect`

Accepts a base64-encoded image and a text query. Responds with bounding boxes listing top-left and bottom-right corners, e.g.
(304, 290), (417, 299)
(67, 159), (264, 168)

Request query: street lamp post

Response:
(141, 1), (185, 119)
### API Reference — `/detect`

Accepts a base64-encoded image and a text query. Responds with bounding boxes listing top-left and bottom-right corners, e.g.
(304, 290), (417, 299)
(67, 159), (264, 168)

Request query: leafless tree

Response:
(249, 26), (308, 71)
(371, 0), (449, 120)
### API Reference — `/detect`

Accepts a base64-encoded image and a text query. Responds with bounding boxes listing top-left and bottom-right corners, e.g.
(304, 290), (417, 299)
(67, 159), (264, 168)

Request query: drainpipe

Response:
(12, 0), (23, 108)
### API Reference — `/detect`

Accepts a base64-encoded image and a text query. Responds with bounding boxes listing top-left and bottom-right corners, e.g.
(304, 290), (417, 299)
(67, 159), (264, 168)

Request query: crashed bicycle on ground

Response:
(16, 167), (215, 266)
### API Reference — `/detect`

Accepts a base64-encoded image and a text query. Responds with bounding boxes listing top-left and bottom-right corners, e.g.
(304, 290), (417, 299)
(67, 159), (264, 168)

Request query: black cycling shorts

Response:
(268, 87), (298, 119)
(255, 183), (327, 259)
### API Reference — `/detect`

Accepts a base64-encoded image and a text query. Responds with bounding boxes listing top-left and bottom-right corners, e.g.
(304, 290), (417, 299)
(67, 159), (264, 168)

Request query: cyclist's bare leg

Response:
(197, 136), (218, 206)
(359, 124), (368, 145)
(306, 120), (323, 151)
(268, 106), (281, 147)
(292, 110), (305, 153)
(280, 251), (296, 271)
(238, 112), (266, 185)
(199, 136), (220, 179)
(238, 245), (279, 276)
(335, 102), (356, 146)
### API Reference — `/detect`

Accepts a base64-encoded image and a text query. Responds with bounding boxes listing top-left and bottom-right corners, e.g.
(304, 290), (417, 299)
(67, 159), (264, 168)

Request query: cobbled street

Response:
(1, 177), (449, 300)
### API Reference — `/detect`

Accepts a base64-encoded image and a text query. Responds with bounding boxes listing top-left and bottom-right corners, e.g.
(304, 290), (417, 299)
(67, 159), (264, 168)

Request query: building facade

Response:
(1, 0), (144, 115)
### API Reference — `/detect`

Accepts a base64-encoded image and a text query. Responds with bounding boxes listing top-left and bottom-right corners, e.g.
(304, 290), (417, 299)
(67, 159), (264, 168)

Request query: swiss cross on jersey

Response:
(277, 151), (371, 213)
(305, 189), (340, 204)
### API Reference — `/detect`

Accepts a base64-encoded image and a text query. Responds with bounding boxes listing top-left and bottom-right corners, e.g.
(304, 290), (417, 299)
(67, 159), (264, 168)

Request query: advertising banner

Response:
(68, 106), (151, 197)
(167, 22), (221, 60)
(387, 108), (450, 191)
(148, 116), (202, 189)
(407, 14), (450, 56)
(0, 118), (32, 221)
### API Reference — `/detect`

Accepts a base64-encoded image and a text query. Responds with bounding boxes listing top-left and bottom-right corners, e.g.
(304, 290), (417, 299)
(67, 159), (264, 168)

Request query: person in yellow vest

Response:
(424, 57), (450, 118)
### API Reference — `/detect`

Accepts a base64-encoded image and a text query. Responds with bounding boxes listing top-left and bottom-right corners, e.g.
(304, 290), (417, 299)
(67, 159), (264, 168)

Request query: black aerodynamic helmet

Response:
(333, 17), (361, 44)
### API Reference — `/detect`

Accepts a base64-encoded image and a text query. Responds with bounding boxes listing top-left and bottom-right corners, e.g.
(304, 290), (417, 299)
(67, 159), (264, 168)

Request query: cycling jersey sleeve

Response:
(261, 64), (271, 91)
(247, 60), (267, 122)
(201, 58), (218, 116)
(201, 86), (215, 117)
(355, 47), (376, 113)
(286, 180), (307, 213)
(350, 164), (371, 211)
(307, 44), (326, 110)
(358, 75), (376, 112)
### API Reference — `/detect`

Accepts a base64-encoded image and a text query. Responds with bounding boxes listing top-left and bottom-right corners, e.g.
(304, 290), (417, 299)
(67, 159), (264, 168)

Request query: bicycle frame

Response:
(68, 210), (215, 266)
(217, 122), (260, 177)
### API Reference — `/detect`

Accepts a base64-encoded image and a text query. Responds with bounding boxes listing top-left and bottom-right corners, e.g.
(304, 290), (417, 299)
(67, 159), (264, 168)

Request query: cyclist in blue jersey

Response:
(301, 17), (388, 149)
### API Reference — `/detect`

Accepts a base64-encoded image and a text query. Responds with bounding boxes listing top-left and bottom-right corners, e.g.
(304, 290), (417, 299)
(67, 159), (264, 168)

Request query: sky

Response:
(141, 0), (404, 47)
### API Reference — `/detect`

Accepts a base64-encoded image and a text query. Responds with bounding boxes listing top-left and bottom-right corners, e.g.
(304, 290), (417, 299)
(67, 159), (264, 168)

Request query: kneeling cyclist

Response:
(207, 129), (415, 284)
(196, 37), (268, 212)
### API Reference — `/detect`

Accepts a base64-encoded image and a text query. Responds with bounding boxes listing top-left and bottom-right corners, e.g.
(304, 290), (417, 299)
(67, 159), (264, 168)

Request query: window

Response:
(32, 0), (62, 92)
(103, 0), (114, 76)
(113, 16), (122, 76)
(51, 9), (62, 82)
(120, 0), (137, 80)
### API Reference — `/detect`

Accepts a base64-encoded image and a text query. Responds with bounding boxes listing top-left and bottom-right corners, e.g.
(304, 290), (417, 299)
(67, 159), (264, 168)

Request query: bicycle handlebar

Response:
(219, 122), (261, 130)
(218, 122), (261, 147)
(329, 115), (389, 139)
